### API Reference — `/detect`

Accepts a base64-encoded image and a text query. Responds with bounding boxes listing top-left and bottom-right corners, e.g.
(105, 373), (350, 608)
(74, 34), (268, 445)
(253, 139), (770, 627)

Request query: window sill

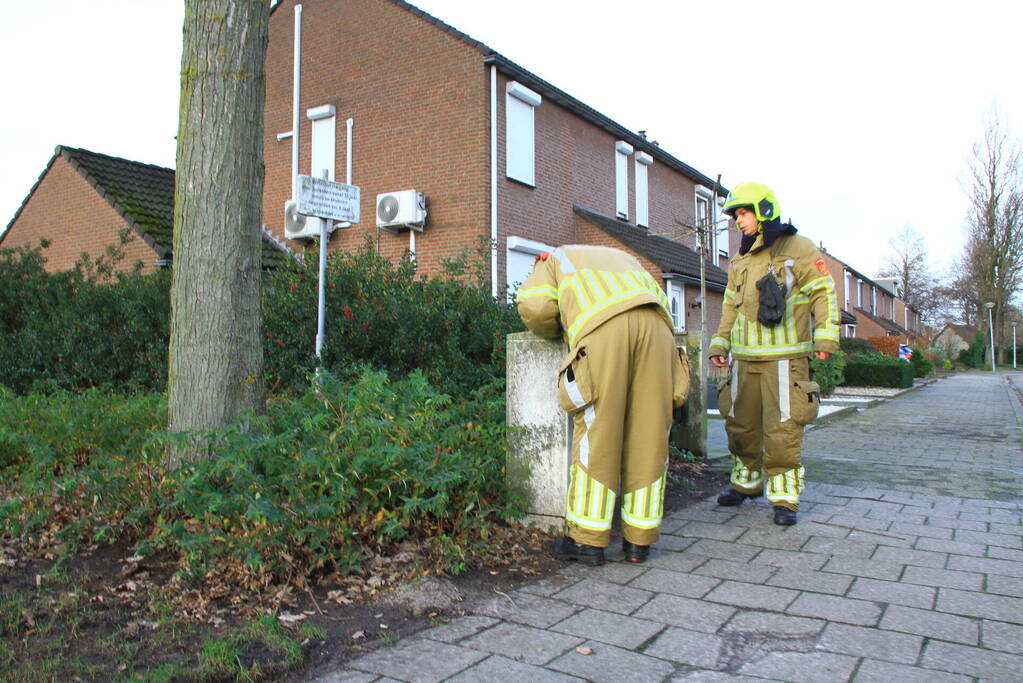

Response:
(506, 176), (536, 189)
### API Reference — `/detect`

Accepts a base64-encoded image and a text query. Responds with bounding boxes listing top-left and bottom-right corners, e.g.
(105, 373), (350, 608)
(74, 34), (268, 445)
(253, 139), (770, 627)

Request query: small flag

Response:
(898, 344), (913, 361)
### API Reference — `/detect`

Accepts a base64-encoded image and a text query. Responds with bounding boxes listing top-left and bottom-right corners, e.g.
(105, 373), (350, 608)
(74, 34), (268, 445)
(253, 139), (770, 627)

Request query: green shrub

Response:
(943, 359), (953, 370)
(0, 241), (170, 394)
(810, 350), (846, 396)
(958, 331), (986, 368)
(0, 388), (165, 475)
(843, 356), (914, 388)
(910, 348), (933, 377)
(1, 370), (522, 582)
(263, 240), (523, 396)
(839, 337), (874, 359)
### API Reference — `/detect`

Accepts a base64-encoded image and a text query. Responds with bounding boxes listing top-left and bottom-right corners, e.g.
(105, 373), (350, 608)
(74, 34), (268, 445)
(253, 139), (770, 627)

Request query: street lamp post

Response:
(985, 302), (996, 373)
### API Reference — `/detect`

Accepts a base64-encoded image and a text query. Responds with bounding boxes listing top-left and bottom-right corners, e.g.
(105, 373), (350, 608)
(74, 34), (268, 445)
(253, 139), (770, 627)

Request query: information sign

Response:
(297, 175), (360, 223)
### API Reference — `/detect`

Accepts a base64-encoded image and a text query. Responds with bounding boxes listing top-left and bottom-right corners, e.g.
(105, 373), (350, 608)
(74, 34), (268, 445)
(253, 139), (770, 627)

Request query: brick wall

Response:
(2, 155), (159, 273)
(496, 67), (709, 292)
(264, 0), (490, 280)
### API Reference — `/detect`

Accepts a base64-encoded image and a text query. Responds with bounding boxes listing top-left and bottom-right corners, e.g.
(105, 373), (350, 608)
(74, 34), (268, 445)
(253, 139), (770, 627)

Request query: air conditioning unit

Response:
(376, 190), (427, 232)
(283, 199), (327, 241)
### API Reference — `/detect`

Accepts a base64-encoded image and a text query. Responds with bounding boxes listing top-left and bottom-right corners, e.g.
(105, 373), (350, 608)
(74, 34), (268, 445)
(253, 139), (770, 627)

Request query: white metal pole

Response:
(316, 170), (329, 359)
(988, 306), (996, 373)
(291, 5), (302, 201)
(1013, 325), (1017, 369)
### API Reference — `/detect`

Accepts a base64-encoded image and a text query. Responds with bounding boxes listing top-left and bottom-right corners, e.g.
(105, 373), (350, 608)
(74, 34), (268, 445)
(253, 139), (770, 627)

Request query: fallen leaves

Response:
(575, 646), (594, 656)
(277, 612), (307, 626)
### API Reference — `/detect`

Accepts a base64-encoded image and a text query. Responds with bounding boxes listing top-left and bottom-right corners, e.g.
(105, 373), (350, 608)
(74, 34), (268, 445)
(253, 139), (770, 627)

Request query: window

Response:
(506, 82), (541, 186)
(635, 152), (653, 227)
(871, 286), (876, 314)
(505, 236), (554, 300)
(695, 186), (716, 266)
(844, 270), (851, 309)
(667, 281), (685, 331)
(307, 104), (336, 234)
(857, 279), (863, 308)
(615, 141), (633, 219)
(307, 105), (336, 180)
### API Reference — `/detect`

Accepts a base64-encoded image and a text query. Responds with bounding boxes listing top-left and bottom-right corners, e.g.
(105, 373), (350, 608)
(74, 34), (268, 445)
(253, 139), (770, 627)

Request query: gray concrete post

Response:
(505, 331), (570, 530)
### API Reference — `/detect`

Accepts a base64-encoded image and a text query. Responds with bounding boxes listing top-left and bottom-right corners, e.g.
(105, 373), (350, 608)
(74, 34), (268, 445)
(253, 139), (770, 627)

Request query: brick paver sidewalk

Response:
(321, 372), (1023, 682)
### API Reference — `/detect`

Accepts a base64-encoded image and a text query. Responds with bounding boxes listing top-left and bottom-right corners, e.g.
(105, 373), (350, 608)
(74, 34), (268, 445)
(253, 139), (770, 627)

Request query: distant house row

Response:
(1, 0), (922, 348)
(818, 250), (924, 342)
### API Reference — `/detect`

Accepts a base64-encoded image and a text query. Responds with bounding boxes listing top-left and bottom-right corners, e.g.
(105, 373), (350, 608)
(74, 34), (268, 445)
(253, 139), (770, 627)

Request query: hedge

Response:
(0, 239), (524, 397)
(843, 356), (914, 388)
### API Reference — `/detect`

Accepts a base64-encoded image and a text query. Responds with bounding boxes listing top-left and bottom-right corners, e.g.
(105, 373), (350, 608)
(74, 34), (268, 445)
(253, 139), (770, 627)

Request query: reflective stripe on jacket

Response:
(516, 245), (674, 349)
(709, 234), (839, 360)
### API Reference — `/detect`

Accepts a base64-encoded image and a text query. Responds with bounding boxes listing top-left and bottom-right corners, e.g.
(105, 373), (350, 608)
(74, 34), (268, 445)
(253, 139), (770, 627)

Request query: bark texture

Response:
(168, 0), (270, 461)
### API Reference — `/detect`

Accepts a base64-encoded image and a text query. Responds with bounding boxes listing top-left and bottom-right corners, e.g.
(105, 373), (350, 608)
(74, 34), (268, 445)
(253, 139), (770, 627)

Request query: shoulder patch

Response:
(814, 257), (828, 275)
(535, 251), (553, 263)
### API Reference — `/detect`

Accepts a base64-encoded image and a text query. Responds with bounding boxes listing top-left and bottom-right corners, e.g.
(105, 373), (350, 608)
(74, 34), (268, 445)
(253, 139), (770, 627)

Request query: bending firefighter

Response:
(518, 245), (689, 565)
(709, 182), (839, 525)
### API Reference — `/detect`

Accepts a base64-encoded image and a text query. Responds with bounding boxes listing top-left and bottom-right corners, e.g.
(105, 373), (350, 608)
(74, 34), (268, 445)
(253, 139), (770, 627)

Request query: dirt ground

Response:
(0, 459), (728, 681)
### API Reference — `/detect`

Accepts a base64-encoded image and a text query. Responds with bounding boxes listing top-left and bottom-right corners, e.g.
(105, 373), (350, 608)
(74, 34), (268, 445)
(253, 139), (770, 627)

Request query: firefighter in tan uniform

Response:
(709, 182), (839, 525)
(517, 245), (689, 565)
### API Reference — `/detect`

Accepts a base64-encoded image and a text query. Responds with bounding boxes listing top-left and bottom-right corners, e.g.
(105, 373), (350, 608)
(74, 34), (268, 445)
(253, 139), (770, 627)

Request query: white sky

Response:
(2, 0), (1021, 280)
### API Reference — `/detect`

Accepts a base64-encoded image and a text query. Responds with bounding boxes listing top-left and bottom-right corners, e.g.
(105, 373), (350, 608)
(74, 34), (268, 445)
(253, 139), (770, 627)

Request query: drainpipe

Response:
(291, 5), (302, 202)
(490, 65), (498, 299)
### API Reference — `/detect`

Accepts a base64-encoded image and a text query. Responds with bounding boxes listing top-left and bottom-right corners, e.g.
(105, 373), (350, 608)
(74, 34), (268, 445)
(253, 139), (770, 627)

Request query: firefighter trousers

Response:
(558, 305), (674, 548)
(718, 356), (820, 511)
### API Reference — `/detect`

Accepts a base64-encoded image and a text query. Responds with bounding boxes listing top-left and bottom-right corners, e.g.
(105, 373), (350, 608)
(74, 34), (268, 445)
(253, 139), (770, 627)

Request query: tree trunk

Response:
(168, 0), (270, 463)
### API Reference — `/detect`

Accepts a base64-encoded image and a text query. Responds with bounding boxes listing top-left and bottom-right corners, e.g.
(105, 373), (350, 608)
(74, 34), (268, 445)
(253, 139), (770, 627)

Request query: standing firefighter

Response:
(709, 182), (839, 525)
(517, 245), (689, 565)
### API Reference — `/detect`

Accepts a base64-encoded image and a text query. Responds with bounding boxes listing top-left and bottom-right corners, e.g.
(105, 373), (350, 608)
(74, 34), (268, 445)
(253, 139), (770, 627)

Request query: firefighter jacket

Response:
(517, 244), (689, 407)
(709, 233), (840, 360)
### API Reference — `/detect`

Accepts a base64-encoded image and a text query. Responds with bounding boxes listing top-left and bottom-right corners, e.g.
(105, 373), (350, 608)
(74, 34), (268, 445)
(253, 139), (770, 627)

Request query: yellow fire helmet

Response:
(721, 182), (781, 222)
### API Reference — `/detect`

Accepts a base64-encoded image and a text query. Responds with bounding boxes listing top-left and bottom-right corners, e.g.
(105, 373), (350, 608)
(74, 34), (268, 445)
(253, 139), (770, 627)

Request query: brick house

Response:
(818, 249), (923, 343)
(263, 0), (733, 334)
(931, 323), (978, 360)
(0, 145), (289, 272)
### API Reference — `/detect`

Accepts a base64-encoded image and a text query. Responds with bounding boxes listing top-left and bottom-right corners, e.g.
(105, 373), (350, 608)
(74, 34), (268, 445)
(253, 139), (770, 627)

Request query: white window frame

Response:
(695, 185), (716, 266)
(844, 270), (851, 309)
(635, 152), (653, 228)
(857, 279), (863, 308)
(615, 140), (633, 220)
(506, 82), (541, 186)
(505, 235), (554, 300)
(871, 286), (877, 314)
(666, 279), (686, 331)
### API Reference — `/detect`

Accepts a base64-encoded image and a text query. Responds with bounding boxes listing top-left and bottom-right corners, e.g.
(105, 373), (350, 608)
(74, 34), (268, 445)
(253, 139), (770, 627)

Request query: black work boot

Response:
(717, 487), (762, 506)
(550, 536), (605, 566)
(622, 540), (650, 564)
(773, 506), (797, 526)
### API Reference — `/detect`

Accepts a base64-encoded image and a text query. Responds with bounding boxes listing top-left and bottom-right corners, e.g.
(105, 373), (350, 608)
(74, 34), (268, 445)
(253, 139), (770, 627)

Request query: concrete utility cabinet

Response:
(505, 331), (571, 530)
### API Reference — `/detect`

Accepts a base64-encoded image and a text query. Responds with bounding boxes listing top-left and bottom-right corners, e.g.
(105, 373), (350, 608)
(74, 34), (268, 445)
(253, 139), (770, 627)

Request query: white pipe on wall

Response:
(346, 118), (353, 184)
(291, 5), (302, 201)
(490, 65), (499, 299)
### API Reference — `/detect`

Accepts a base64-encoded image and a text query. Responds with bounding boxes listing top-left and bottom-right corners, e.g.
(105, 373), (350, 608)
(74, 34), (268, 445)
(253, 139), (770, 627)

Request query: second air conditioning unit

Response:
(376, 190), (427, 232)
